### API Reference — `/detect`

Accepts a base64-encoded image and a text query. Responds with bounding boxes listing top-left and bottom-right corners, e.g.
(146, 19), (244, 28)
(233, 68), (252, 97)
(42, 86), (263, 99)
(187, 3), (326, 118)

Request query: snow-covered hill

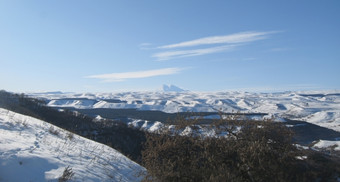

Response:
(30, 91), (340, 132)
(0, 108), (145, 182)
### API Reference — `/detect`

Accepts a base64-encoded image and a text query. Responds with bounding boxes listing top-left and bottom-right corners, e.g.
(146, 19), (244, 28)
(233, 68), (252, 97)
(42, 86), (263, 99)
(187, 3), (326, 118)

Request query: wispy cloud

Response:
(86, 67), (183, 82)
(152, 45), (236, 61)
(157, 31), (276, 49)
(151, 31), (279, 60)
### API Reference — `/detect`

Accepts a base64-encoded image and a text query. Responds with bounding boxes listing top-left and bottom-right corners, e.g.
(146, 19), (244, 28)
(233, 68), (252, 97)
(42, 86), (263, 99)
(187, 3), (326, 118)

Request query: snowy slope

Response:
(0, 108), (145, 182)
(30, 91), (340, 131)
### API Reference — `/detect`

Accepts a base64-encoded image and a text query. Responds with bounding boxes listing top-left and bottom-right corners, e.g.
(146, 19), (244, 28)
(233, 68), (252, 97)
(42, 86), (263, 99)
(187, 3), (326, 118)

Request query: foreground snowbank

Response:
(0, 108), (145, 182)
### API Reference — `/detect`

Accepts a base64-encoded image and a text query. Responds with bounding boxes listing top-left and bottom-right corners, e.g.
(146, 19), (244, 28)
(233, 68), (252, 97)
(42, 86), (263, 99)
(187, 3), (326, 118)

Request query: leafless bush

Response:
(14, 119), (28, 128)
(142, 115), (340, 182)
(58, 166), (75, 182)
(48, 126), (59, 136)
(66, 132), (74, 140)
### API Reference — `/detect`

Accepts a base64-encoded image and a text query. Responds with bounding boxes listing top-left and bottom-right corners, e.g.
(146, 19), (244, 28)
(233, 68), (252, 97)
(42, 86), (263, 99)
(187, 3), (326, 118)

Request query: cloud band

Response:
(86, 67), (183, 82)
(157, 31), (275, 49)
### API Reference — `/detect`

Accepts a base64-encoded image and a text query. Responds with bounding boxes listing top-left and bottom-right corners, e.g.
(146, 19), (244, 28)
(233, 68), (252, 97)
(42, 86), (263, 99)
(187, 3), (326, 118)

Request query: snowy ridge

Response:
(0, 108), (145, 182)
(31, 91), (340, 131)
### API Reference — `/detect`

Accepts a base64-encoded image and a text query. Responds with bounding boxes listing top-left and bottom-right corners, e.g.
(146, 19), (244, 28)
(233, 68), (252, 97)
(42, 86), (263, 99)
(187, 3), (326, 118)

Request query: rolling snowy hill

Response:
(0, 108), (145, 182)
(30, 91), (340, 132)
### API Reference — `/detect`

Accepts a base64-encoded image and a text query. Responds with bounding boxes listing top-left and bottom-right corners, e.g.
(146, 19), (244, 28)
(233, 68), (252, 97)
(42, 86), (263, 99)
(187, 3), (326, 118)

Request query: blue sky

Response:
(1, 0), (339, 92)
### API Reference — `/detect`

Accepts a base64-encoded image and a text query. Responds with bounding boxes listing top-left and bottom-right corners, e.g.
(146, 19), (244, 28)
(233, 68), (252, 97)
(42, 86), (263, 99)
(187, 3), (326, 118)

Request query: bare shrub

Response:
(48, 126), (59, 136)
(21, 120), (28, 128)
(58, 166), (75, 182)
(142, 115), (340, 182)
(66, 132), (74, 140)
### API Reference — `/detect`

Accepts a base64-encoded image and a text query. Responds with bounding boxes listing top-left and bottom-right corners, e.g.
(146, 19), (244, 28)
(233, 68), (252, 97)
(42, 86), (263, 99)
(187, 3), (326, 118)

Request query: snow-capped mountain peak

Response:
(162, 84), (185, 92)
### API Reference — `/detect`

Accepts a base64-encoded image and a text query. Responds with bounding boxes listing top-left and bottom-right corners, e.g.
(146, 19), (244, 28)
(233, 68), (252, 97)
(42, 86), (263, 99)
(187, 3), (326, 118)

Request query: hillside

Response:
(0, 108), (145, 181)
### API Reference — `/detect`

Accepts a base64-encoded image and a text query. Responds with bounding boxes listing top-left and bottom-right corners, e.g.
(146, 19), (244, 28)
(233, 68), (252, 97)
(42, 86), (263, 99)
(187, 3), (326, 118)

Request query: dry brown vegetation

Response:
(142, 115), (340, 182)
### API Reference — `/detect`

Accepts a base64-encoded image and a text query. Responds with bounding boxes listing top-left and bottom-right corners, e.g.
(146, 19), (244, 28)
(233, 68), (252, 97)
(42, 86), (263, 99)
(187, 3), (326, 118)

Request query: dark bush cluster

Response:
(142, 116), (340, 182)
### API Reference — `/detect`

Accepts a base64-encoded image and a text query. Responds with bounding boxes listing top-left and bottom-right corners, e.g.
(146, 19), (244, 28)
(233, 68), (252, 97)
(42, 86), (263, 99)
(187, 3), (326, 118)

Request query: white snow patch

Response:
(149, 121), (164, 132)
(0, 108), (145, 182)
(312, 140), (340, 151)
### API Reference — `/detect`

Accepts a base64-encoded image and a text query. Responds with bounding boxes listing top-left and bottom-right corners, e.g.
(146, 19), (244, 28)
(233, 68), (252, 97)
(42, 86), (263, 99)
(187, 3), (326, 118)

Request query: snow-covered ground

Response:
(0, 108), (145, 182)
(312, 140), (340, 151)
(30, 91), (340, 132)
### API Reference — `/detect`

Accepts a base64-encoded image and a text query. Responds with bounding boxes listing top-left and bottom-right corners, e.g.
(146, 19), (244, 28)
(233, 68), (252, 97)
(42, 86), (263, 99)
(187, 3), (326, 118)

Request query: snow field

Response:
(0, 108), (145, 182)
(33, 91), (340, 131)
